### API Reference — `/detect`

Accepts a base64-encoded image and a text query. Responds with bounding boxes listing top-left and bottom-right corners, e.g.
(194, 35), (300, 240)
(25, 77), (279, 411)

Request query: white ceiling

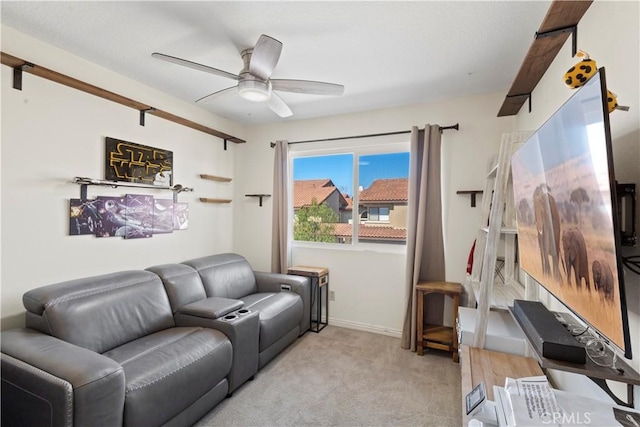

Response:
(0, 1), (552, 125)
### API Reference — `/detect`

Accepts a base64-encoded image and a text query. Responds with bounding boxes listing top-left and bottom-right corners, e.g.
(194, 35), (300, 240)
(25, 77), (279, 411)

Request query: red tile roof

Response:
(333, 223), (406, 240)
(359, 178), (408, 203)
(293, 179), (337, 209)
(343, 196), (353, 211)
(295, 179), (334, 188)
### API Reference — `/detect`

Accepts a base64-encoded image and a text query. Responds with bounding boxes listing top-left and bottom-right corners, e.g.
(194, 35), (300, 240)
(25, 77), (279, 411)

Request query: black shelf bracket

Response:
(12, 62), (34, 90)
(139, 107), (156, 126)
(588, 377), (634, 408)
(80, 183), (88, 200)
(224, 139), (228, 151)
(245, 194), (271, 207)
(535, 24), (578, 57)
(506, 93), (532, 113)
(456, 190), (483, 208)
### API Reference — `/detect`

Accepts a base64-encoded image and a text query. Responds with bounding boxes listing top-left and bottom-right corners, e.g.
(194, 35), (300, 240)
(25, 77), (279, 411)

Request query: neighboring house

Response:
(359, 178), (408, 229)
(294, 177), (408, 244)
(293, 179), (349, 217)
(340, 195), (353, 224)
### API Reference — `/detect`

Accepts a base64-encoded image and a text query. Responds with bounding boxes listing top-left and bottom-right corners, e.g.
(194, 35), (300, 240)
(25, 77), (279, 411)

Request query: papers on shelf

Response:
(502, 376), (560, 426)
(498, 376), (640, 426)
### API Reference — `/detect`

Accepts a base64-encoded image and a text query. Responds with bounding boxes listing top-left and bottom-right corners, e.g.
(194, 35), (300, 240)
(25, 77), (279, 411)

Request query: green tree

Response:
(294, 199), (339, 242)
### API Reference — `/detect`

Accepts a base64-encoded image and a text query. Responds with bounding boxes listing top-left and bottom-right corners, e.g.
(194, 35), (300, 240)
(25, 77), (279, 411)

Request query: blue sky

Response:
(293, 152), (409, 196)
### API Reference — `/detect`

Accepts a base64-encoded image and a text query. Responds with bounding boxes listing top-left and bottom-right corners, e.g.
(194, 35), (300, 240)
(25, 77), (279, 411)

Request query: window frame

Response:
(289, 137), (410, 253)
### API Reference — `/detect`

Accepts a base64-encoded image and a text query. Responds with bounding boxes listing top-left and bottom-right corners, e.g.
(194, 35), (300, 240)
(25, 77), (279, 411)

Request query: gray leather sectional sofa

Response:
(1, 253), (310, 427)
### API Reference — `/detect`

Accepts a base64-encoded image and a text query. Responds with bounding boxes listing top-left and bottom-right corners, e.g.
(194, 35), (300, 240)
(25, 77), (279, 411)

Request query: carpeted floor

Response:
(195, 326), (462, 426)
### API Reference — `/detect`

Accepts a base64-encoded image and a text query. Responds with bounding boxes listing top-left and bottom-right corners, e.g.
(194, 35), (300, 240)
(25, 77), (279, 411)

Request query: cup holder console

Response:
(221, 308), (252, 321)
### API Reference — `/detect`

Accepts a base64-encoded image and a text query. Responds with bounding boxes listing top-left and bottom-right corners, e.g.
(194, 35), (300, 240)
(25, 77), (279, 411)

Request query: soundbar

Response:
(512, 300), (586, 364)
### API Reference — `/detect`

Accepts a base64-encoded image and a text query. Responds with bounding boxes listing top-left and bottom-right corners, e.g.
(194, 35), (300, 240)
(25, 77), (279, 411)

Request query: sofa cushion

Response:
(239, 292), (303, 352)
(146, 263), (207, 313)
(103, 327), (232, 427)
(23, 271), (174, 354)
(183, 253), (258, 299)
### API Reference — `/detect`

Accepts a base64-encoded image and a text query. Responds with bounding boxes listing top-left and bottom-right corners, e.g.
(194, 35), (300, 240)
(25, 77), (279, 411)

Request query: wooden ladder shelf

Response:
(471, 131), (533, 348)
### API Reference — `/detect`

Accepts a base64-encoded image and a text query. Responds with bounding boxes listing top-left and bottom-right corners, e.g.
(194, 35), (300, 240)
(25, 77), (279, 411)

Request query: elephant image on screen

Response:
(561, 227), (590, 290)
(511, 68), (632, 358)
(533, 184), (562, 281)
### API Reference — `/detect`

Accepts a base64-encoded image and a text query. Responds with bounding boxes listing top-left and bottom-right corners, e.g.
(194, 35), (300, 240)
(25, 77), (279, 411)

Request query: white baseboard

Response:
(326, 317), (402, 338)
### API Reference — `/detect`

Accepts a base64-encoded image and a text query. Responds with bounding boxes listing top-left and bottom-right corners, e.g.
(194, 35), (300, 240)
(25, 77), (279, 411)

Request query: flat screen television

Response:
(511, 67), (632, 359)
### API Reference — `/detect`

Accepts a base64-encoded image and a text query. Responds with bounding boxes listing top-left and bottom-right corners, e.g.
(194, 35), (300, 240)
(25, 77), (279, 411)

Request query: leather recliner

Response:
(180, 253), (310, 369)
(2, 270), (232, 427)
(1, 253), (311, 426)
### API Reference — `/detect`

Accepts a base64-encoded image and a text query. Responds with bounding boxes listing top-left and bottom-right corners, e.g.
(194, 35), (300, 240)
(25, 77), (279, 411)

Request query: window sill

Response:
(292, 241), (407, 255)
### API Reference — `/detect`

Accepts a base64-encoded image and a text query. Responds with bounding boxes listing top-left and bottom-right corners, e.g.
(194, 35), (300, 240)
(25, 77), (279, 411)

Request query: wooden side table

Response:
(416, 281), (462, 362)
(287, 266), (329, 333)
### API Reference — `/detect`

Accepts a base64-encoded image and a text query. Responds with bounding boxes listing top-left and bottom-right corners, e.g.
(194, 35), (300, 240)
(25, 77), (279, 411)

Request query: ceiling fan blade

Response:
(152, 52), (239, 81)
(267, 92), (293, 118)
(249, 35), (283, 81)
(195, 86), (237, 104)
(271, 79), (345, 96)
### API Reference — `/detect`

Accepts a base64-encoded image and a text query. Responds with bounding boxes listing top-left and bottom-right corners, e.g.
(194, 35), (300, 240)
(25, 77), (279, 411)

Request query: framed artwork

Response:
(173, 202), (189, 230)
(124, 194), (154, 239)
(69, 199), (101, 235)
(105, 137), (173, 186)
(153, 199), (174, 234)
(95, 196), (127, 237)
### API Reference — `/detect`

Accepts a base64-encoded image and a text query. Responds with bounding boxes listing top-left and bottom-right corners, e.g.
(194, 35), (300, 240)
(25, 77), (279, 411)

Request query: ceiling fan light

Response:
(238, 80), (271, 102)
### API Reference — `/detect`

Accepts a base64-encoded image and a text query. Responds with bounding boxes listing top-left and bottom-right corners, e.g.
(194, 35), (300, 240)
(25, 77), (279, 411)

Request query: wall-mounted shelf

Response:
(199, 174), (232, 182)
(1, 52), (245, 145)
(508, 307), (640, 407)
(497, 0), (593, 116)
(199, 198), (232, 204)
(199, 174), (232, 202)
(245, 194), (271, 207)
(456, 190), (483, 207)
(72, 177), (193, 202)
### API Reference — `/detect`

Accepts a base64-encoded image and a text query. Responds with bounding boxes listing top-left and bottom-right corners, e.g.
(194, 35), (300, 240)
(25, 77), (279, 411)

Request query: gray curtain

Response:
(401, 125), (445, 351)
(271, 140), (290, 273)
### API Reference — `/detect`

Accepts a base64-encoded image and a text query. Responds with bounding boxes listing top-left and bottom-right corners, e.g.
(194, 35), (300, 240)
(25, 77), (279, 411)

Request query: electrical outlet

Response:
(329, 290), (335, 301)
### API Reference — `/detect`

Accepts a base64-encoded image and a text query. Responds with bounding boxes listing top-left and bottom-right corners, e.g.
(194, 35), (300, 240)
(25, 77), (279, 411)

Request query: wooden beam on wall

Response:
(1, 51), (246, 144)
(497, 0), (593, 117)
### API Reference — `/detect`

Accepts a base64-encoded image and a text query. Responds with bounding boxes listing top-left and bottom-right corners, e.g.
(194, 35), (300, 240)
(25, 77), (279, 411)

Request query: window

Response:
(367, 207), (390, 222)
(292, 154), (352, 244)
(291, 145), (409, 246)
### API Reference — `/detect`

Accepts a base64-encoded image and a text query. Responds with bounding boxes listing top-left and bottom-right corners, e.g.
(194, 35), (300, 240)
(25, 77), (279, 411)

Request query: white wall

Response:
(513, 0), (640, 406)
(234, 93), (515, 335)
(0, 24), (516, 337)
(1, 26), (245, 329)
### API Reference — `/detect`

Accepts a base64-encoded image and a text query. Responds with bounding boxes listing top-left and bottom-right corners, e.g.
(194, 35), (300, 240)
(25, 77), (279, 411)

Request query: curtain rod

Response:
(269, 123), (459, 148)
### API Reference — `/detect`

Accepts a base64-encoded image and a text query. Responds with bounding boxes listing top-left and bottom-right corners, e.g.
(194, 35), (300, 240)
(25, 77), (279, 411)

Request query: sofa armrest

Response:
(254, 272), (311, 333)
(175, 310), (259, 394)
(177, 297), (244, 320)
(1, 328), (125, 426)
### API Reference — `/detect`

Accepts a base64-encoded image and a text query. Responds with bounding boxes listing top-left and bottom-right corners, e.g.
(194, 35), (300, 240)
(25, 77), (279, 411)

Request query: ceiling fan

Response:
(152, 34), (345, 118)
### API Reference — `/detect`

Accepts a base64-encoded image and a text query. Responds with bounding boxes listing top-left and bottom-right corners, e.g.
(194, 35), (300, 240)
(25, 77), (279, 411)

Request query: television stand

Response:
(508, 306), (640, 407)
